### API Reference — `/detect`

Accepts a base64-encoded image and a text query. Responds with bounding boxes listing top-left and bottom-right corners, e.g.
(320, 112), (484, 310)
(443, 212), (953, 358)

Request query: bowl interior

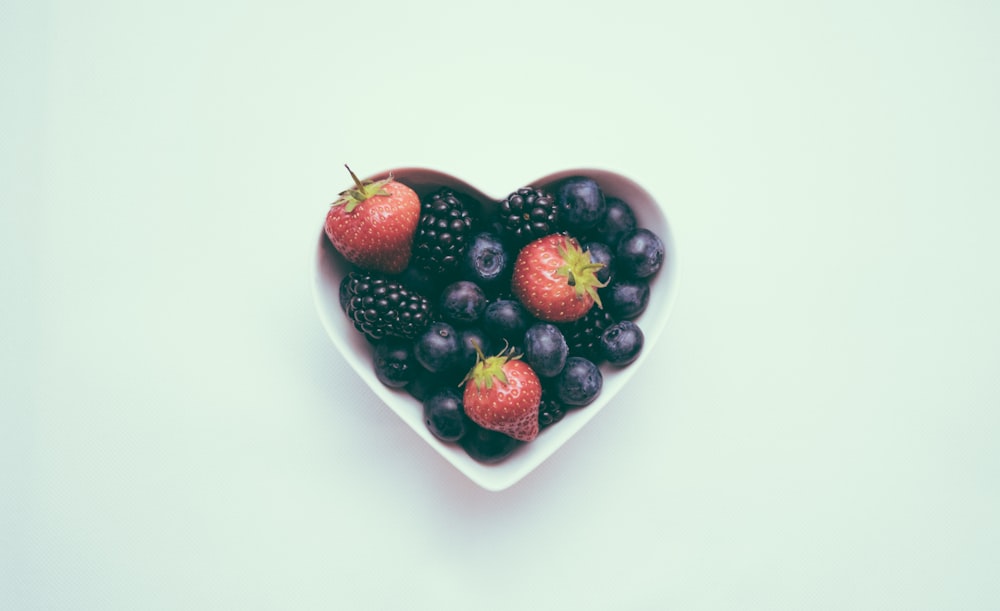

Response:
(313, 167), (678, 491)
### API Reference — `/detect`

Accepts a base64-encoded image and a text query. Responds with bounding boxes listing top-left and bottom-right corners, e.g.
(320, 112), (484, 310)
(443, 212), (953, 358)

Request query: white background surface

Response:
(4, 0), (999, 609)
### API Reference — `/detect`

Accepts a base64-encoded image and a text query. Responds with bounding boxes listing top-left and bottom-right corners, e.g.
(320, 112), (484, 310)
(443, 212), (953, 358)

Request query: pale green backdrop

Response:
(3, 0), (998, 609)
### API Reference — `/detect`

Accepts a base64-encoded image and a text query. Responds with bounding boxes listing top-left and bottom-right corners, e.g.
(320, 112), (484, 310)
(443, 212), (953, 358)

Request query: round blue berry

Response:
(595, 197), (637, 247)
(554, 176), (607, 234)
(605, 278), (650, 320)
(373, 338), (418, 388)
(483, 299), (531, 344)
(440, 280), (487, 325)
(414, 321), (462, 373)
(600, 320), (644, 366)
(456, 327), (492, 373)
(582, 240), (614, 285)
(397, 264), (441, 298)
(460, 423), (521, 464)
(616, 228), (665, 279)
(462, 232), (512, 291)
(423, 388), (468, 442)
(523, 323), (569, 378)
(555, 356), (603, 406)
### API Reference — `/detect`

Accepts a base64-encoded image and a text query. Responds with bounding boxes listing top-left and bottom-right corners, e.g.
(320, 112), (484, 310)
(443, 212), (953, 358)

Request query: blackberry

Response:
(559, 307), (616, 362)
(343, 271), (432, 342)
(538, 388), (566, 429)
(412, 189), (474, 276)
(498, 187), (558, 246)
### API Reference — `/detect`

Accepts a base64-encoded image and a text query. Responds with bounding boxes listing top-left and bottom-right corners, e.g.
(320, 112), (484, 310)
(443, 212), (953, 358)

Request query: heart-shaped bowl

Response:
(312, 167), (678, 491)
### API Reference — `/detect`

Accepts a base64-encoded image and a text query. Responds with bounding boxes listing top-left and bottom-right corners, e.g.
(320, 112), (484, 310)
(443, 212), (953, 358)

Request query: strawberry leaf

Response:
(331, 165), (393, 213)
(464, 343), (516, 392)
(553, 237), (608, 305)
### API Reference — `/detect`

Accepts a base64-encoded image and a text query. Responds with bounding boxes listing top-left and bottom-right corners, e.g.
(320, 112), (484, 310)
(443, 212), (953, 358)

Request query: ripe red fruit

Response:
(462, 345), (542, 442)
(324, 166), (420, 274)
(511, 234), (608, 323)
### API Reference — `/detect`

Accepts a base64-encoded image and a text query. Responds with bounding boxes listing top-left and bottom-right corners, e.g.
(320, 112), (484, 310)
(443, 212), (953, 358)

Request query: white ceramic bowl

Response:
(312, 167), (678, 491)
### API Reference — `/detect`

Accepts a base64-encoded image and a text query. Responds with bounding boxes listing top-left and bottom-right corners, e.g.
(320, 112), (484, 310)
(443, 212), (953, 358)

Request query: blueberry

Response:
(423, 388), (468, 442)
(405, 368), (437, 402)
(616, 228), (665, 279)
(595, 197), (637, 247)
(605, 278), (650, 320)
(414, 321), (462, 373)
(600, 320), (644, 366)
(463, 232), (512, 292)
(555, 356), (603, 406)
(439, 280), (487, 325)
(554, 176), (607, 234)
(373, 338), (418, 388)
(483, 299), (531, 345)
(397, 264), (441, 297)
(523, 323), (569, 378)
(460, 423), (521, 464)
(406, 366), (465, 401)
(456, 327), (492, 373)
(582, 240), (614, 285)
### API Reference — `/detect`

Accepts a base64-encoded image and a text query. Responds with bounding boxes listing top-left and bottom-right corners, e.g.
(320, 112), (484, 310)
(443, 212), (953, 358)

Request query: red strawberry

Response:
(462, 345), (542, 442)
(511, 234), (608, 323)
(324, 166), (420, 274)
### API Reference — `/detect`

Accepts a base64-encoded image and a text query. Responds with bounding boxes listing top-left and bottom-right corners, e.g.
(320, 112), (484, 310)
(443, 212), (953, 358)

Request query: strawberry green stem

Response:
(556, 237), (608, 308)
(332, 165), (393, 213)
(346, 164), (365, 191)
(462, 342), (520, 392)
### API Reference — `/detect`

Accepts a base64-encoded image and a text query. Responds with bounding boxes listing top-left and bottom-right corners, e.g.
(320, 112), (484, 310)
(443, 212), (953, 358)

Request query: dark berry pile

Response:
(332, 176), (665, 465)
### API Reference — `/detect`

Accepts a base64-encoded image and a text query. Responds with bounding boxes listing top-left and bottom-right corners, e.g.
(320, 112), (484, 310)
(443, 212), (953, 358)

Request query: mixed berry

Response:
(323, 168), (666, 464)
